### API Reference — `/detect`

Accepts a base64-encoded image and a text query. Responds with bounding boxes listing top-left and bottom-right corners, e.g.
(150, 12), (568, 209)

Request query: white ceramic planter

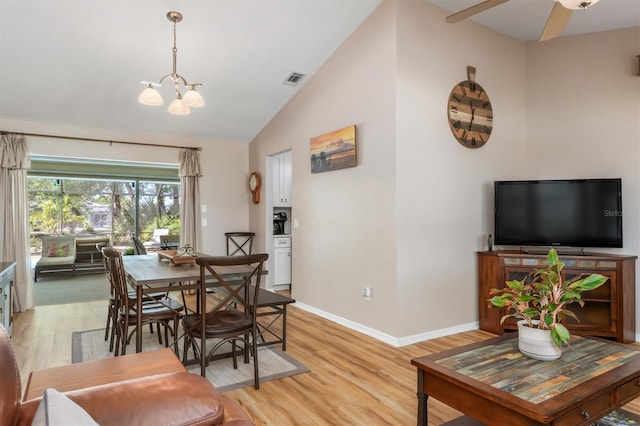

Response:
(517, 320), (562, 361)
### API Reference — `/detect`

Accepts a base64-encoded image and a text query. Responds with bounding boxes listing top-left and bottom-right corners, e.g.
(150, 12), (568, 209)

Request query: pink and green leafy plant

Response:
(488, 248), (608, 348)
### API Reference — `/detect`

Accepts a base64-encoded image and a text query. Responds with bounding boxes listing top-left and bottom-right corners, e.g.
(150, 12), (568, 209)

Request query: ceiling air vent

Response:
(283, 72), (305, 86)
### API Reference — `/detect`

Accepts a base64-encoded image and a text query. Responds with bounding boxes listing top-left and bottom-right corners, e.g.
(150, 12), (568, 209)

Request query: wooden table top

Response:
(123, 253), (257, 287)
(123, 253), (200, 286)
(412, 334), (640, 424)
(433, 336), (640, 404)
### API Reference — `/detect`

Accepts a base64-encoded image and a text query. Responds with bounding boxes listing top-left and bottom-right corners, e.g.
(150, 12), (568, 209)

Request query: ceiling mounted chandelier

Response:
(138, 11), (204, 115)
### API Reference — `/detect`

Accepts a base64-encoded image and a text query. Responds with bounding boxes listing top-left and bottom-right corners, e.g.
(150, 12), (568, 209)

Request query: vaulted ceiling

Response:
(1, 0), (637, 144)
(425, 0), (640, 42)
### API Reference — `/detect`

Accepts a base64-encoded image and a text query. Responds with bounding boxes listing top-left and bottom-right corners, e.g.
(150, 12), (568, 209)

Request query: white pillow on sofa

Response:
(32, 388), (98, 426)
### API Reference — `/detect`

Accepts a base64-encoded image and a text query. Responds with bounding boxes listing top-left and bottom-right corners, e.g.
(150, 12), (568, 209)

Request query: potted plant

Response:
(488, 248), (608, 360)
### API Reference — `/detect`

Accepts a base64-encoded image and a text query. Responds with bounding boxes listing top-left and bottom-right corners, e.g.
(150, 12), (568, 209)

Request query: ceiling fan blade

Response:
(446, 0), (510, 24)
(539, 2), (573, 41)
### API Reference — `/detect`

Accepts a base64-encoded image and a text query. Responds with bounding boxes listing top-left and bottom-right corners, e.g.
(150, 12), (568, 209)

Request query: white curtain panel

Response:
(0, 133), (33, 311)
(179, 149), (202, 252)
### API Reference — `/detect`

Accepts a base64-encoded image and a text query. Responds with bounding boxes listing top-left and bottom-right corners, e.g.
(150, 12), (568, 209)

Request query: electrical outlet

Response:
(364, 287), (372, 301)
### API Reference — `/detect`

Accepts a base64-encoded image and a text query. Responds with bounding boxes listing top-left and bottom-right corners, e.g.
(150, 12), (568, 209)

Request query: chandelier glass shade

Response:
(138, 11), (204, 115)
(168, 98), (191, 115)
(557, 0), (599, 10)
(182, 87), (205, 107)
(138, 84), (164, 106)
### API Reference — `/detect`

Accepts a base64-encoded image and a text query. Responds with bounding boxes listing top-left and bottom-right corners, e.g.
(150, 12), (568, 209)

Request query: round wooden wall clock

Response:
(249, 172), (261, 204)
(447, 66), (493, 149)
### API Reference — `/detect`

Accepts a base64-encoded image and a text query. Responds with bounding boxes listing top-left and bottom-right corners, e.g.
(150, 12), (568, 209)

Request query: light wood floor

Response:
(11, 300), (640, 425)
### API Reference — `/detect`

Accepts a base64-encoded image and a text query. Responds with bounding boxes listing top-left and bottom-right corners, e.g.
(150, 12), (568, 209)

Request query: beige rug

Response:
(72, 328), (309, 392)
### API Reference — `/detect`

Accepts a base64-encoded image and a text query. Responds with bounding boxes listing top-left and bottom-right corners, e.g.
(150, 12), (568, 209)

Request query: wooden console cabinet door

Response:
(477, 251), (636, 343)
(478, 253), (504, 334)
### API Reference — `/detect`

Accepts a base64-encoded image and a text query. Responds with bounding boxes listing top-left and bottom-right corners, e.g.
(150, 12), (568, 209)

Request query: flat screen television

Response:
(494, 178), (623, 248)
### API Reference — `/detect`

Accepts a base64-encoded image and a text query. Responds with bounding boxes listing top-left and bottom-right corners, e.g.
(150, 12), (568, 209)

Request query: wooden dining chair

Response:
(102, 243), (172, 351)
(182, 253), (268, 388)
(225, 232), (255, 256)
(102, 247), (184, 356)
(101, 243), (119, 350)
(131, 236), (147, 255)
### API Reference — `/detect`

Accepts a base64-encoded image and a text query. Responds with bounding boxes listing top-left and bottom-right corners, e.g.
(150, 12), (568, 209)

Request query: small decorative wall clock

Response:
(248, 172), (261, 204)
(447, 66), (493, 148)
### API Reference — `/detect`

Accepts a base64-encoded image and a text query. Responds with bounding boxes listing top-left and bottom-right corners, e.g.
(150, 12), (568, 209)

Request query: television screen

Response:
(494, 179), (622, 248)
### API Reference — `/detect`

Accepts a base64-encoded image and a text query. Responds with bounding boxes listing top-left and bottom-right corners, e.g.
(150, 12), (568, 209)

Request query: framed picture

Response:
(310, 125), (357, 173)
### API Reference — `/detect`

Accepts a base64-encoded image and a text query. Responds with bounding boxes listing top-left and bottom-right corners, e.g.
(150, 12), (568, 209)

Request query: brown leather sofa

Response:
(0, 323), (255, 426)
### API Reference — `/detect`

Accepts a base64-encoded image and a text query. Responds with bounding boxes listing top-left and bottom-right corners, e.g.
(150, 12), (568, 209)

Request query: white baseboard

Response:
(293, 302), (640, 345)
(293, 302), (479, 347)
(272, 284), (290, 292)
(396, 321), (480, 347)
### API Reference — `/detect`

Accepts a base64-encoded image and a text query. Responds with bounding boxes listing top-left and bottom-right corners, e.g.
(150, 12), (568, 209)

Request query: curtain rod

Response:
(0, 130), (202, 151)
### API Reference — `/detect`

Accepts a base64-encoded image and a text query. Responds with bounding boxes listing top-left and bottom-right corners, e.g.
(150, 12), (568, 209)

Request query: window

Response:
(137, 181), (181, 244)
(28, 157), (180, 255)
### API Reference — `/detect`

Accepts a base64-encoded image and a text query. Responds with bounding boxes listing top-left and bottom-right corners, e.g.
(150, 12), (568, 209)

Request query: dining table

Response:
(122, 253), (260, 354)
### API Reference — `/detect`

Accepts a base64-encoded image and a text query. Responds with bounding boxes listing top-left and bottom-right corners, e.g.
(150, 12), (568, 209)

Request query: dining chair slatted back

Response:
(100, 244), (117, 349)
(102, 247), (128, 304)
(225, 232), (255, 256)
(182, 253), (268, 388)
(102, 247), (131, 353)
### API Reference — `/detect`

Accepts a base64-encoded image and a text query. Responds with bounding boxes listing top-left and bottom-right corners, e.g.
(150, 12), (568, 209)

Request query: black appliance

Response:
(494, 178), (623, 248)
(273, 212), (288, 235)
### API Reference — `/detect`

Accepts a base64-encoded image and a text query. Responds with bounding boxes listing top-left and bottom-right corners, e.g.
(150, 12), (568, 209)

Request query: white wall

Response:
(1, 118), (250, 257)
(197, 141), (251, 256)
(250, 0), (398, 334)
(525, 28), (640, 334)
(525, 28), (640, 254)
(249, 0), (528, 340)
(394, 1), (527, 337)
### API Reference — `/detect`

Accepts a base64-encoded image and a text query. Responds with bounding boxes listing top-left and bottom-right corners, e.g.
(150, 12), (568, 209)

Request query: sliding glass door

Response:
(28, 176), (180, 255)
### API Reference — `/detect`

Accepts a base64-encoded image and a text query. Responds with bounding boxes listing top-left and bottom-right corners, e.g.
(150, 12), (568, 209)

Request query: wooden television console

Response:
(478, 250), (636, 343)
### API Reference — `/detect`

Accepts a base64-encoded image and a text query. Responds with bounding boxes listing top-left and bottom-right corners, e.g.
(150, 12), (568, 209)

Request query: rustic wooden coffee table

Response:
(412, 334), (640, 425)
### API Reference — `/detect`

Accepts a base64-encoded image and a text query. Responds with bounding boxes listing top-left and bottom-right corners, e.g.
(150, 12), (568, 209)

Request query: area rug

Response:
(72, 329), (309, 392)
(595, 409), (639, 425)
